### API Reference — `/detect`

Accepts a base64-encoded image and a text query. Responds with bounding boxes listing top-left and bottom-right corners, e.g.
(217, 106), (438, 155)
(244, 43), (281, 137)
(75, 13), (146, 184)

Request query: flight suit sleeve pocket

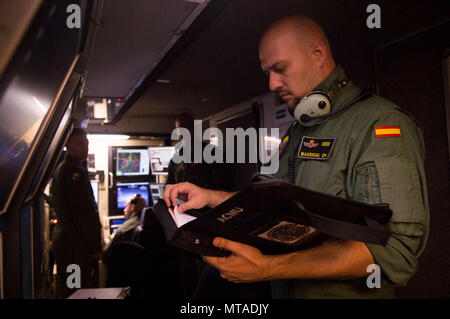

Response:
(354, 162), (381, 205)
(373, 158), (425, 224)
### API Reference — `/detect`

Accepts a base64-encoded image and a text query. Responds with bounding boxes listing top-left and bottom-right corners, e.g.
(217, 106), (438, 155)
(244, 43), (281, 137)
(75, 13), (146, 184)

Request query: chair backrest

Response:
(141, 206), (155, 227)
(136, 206), (176, 256)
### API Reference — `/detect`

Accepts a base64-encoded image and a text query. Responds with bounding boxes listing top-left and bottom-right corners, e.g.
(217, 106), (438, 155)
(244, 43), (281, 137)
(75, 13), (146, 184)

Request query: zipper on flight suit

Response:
(288, 157), (295, 184)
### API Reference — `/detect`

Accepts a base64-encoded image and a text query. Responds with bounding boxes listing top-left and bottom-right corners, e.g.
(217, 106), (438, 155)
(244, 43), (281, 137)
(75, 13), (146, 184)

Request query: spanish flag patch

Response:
(375, 126), (401, 137)
(279, 135), (289, 158)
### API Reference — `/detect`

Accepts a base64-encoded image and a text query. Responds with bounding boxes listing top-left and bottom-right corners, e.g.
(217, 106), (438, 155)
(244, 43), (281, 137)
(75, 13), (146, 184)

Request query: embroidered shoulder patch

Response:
(375, 126), (401, 137)
(279, 135), (289, 159)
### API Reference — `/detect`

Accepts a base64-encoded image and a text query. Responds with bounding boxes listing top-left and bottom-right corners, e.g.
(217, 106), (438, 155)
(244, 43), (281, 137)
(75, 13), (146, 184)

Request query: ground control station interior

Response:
(0, 0), (449, 299)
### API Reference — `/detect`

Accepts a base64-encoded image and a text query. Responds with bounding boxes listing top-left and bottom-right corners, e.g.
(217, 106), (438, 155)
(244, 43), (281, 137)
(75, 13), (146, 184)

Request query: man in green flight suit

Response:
(163, 14), (429, 298)
(50, 128), (102, 298)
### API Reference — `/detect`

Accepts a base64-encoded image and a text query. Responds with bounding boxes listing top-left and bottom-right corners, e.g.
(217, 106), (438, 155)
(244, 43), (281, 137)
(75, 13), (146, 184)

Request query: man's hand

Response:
(203, 237), (275, 283)
(164, 182), (211, 213)
(164, 182), (236, 213)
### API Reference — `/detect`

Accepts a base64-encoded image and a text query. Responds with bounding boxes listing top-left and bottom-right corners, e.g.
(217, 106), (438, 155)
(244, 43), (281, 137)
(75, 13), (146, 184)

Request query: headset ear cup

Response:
(294, 92), (331, 127)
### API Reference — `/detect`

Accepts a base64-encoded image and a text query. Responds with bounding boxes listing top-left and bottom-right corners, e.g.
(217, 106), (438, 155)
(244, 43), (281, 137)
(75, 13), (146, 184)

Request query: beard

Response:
(284, 96), (300, 118)
(287, 102), (296, 118)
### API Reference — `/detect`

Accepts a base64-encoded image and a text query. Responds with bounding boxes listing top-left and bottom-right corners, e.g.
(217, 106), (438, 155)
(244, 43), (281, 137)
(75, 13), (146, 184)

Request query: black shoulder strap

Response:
(294, 201), (390, 245)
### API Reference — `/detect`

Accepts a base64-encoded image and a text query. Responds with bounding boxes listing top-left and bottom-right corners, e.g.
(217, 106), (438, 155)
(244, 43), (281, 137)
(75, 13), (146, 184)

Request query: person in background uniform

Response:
(102, 194), (147, 265)
(164, 14), (429, 298)
(50, 128), (102, 298)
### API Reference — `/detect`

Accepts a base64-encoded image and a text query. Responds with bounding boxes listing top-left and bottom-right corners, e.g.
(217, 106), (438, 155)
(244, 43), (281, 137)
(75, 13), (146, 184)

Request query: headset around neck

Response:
(292, 79), (372, 127)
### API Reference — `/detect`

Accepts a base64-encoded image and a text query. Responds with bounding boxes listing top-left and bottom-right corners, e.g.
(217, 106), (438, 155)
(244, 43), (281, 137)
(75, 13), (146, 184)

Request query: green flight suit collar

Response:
(312, 64), (361, 113)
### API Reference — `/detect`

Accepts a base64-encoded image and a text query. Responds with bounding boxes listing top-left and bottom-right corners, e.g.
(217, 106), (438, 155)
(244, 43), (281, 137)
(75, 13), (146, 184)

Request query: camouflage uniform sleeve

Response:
(351, 109), (429, 286)
(63, 165), (102, 254)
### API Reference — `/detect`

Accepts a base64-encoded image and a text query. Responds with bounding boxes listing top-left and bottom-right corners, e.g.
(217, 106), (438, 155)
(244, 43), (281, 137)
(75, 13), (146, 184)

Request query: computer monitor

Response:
(90, 180), (99, 205)
(116, 148), (150, 176)
(148, 146), (175, 175)
(108, 216), (126, 237)
(116, 182), (150, 210)
(150, 183), (165, 204)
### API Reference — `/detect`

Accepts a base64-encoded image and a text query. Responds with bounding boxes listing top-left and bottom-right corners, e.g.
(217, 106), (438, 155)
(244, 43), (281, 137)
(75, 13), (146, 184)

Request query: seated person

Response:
(105, 200), (183, 298)
(103, 194), (147, 265)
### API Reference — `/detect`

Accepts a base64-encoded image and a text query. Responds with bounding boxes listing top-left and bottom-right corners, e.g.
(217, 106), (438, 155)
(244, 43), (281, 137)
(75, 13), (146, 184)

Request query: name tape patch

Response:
(298, 136), (336, 160)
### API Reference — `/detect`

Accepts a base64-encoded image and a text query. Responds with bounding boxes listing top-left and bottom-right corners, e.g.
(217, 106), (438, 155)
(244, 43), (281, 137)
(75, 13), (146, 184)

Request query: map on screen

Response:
(118, 152), (141, 174)
(116, 148), (149, 176)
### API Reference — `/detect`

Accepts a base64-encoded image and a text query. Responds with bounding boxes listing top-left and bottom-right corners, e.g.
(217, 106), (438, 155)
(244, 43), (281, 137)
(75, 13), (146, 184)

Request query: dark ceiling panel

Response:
(122, 0), (450, 120)
(83, 0), (198, 98)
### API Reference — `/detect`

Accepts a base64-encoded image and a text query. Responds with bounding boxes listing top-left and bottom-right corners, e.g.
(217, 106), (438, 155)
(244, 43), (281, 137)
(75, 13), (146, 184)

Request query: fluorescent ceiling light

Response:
(32, 96), (47, 114)
(87, 134), (130, 140)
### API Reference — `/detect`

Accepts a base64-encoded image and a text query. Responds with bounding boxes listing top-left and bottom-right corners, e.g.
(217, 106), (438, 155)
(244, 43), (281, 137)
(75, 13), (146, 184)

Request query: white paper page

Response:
(168, 205), (197, 228)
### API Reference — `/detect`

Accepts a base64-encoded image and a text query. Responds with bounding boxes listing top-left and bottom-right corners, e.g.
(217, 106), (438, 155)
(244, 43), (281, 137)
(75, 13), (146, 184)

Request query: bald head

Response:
(260, 14), (332, 58)
(259, 14), (336, 109)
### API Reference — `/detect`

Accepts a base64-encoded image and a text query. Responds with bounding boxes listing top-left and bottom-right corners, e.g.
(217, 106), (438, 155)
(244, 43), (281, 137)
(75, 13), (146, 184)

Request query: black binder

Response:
(153, 179), (393, 257)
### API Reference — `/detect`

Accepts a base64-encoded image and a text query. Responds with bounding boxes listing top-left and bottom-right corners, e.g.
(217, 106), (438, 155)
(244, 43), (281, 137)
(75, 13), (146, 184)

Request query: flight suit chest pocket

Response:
(354, 162), (381, 205)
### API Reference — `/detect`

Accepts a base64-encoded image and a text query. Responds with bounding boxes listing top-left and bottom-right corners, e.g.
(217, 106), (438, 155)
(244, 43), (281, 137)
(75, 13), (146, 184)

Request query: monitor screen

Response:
(108, 216), (126, 236)
(148, 146), (176, 175)
(110, 218), (126, 227)
(0, 0), (85, 214)
(150, 183), (165, 204)
(116, 182), (150, 210)
(116, 148), (150, 176)
(90, 180), (99, 205)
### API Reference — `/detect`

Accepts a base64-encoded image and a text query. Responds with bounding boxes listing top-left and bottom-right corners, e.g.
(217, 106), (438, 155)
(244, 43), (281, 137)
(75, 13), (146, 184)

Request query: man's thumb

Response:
(177, 202), (192, 214)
